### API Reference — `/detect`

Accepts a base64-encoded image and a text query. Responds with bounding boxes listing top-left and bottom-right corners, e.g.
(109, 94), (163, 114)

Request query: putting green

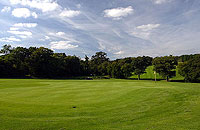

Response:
(0, 79), (200, 130)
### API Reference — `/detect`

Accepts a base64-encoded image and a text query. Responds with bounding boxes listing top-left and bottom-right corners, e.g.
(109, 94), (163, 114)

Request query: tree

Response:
(90, 51), (109, 75)
(110, 61), (123, 78)
(0, 56), (15, 77)
(98, 61), (110, 76)
(64, 55), (82, 77)
(91, 51), (109, 64)
(9, 47), (30, 76)
(132, 56), (152, 80)
(121, 63), (133, 78)
(0, 44), (13, 54)
(108, 59), (133, 79)
(28, 47), (55, 78)
(178, 55), (200, 82)
(52, 53), (67, 77)
(153, 55), (178, 81)
(82, 55), (90, 75)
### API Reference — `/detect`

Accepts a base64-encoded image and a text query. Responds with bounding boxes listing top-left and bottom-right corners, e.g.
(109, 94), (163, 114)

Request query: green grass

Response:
(131, 66), (184, 80)
(0, 79), (200, 130)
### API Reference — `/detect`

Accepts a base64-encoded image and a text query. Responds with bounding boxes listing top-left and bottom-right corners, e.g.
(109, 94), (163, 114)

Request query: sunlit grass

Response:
(0, 79), (199, 130)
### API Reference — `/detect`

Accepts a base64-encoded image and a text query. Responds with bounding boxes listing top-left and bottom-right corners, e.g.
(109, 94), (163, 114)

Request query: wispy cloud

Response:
(9, 0), (60, 12)
(152, 0), (171, 4)
(56, 32), (65, 36)
(7, 30), (32, 36)
(1, 6), (11, 13)
(50, 41), (78, 50)
(0, 36), (21, 42)
(131, 24), (160, 39)
(0, 0), (200, 58)
(13, 23), (38, 28)
(59, 9), (81, 18)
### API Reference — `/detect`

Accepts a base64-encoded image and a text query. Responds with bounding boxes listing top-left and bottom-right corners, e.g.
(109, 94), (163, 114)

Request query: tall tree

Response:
(178, 54), (200, 82)
(90, 51), (109, 75)
(28, 47), (55, 78)
(132, 56), (152, 80)
(153, 55), (178, 81)
(82, 55), (90, 75)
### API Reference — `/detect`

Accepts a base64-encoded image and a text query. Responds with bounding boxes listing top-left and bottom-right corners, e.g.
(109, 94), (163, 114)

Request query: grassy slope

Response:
(0, 79), (200, 129)
(131, 66), (184, 80)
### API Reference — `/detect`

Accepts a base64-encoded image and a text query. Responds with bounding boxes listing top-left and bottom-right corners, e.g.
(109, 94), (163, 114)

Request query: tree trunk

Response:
(166, 76), (169, 82)
(138, 75), (140, 80)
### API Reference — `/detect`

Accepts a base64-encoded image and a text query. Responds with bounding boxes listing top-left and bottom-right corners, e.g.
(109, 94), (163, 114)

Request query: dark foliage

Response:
(0, 45), (199, 82)
(153, 55), (178, 81)
(132, 56), (153, 80)
(178, 54), (200, 82)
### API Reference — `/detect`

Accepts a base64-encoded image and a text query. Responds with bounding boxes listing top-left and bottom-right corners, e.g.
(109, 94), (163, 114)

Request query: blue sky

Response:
(0, 0), (200, 59)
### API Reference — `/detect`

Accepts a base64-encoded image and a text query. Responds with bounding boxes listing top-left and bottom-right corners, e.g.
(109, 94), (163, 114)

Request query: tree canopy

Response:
(178, 54), (200, 82)
(153, 55), (178, 81)
(0, 44), (199, 82)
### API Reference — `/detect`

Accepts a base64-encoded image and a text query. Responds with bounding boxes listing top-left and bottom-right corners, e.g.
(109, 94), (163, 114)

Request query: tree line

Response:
(0, 45), (199, 82)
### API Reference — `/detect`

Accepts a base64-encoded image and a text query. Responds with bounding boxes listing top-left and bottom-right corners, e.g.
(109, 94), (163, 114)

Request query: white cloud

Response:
(1, 6), (11, 13)
(0, 36), (21, 42)
(19, 35), (28, 39)
(114, 51), (124, 55)
(131, 24), (160, 39)
(48, 32), (80, 43)
(136, 24), (160, 31)
(7, 30), (32, 36)
(12, 8), (38, 18)
(153, 0), (171, 4)
(9, 0), (59, 12)
(32, 12), (38, 18)
(45, 36), (50, 40)
(12, 8), (31, 18)
(59, 9), (81, 18)
(7, 23), (37, 39)
(10, 27), (19, 31)
(13, 23), (38, 28)
(104, 6), (134, 20)
(50, 41), (78, 49)
(56, 32), (65, 36)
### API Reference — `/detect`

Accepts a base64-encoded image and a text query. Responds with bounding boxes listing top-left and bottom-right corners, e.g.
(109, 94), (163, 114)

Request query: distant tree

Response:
(132, 56), (152, 80)
(178, 54), (200, 82)
(52, 53), (67, 77)
(90, 51), (109, 75)
(98, 61), (110, 76)
(82, 55), (90, 75)
(0, 44), (13, 54)
(153, 55), (178, 81)
(121, 63), (133, 78)
(178, 54), (197, 62)
(0, 56), (15, 77)
(64, 55), (82, 77)
(91, 51), (109, 64)
(9, 47), (30, 76)
(28, 47), (55, 78)
(108, 59), (133, 79)
(110, 61), (123, 78)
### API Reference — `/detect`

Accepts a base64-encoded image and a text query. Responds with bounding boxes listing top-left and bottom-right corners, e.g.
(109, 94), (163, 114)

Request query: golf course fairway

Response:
(0, 79), (200, 130)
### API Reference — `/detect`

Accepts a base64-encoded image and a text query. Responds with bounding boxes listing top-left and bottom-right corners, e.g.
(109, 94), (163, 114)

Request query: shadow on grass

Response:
(128, 78), (163, 81)
(128, 78), (187, 83)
